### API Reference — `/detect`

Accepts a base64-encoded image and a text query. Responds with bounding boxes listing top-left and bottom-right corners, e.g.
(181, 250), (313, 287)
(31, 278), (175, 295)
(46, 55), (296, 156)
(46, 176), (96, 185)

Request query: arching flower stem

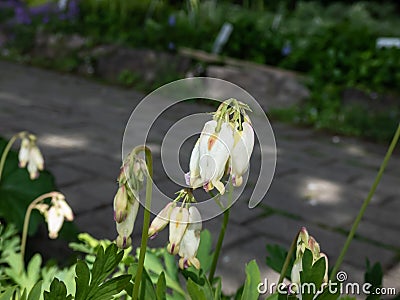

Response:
(132, 146), (153, 300)
(0, 131), (26, 182)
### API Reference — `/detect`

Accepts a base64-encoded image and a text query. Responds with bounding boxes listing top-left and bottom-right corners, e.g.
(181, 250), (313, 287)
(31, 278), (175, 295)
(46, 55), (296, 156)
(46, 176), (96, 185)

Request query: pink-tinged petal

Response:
(184, 172), (191, 185)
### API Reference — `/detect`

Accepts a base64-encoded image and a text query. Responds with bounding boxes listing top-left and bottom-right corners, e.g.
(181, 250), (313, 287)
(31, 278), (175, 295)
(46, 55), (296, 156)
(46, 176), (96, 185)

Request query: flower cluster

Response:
(186, 98), (254, 194)
(113, 152), (147, 249)
(35, 192), (73, 239)
(291, 227), (329, 287)
(18, 133), (44, 180)
(149, 189), (202, 270)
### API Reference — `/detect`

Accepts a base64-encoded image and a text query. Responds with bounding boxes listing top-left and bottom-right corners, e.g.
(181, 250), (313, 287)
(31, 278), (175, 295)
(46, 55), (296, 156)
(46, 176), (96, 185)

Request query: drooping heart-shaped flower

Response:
(230, 121), (254, 187)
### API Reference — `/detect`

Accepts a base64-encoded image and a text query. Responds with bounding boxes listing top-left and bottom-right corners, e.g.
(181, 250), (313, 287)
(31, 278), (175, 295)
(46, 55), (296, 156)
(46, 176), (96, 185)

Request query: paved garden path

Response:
(1, 60), (399, 296)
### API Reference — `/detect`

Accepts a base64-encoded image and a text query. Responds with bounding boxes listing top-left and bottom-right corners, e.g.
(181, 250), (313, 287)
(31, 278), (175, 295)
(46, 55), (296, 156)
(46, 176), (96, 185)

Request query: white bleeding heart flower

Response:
(230, 121), (254, 187)
(198, 120), (234, 194)
(47, 206), (64, 239)
(178, 206), (202, 270)
(41, 193), (74, 239)
(18, 135), (44, 180)
(167, 206), (189, 255)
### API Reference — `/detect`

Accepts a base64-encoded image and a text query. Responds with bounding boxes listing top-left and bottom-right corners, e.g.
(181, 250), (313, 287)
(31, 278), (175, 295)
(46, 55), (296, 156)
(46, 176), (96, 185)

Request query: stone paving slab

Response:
(248, 215), (396, 269)
(1, 60), (400, 295)
(215, 235), (284, 296)
(262, 178), (361, 227)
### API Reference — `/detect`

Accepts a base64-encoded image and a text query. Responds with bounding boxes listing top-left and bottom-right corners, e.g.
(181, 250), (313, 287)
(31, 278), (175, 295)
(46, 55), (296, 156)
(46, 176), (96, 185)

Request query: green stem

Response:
(278, 232), (299, 285)
(132, 147), (153, 300)
(208, 180), (233, 282)
(330, 122), (400, 281)
(0, 132), (25, 182)
(21, 192), (57, 260)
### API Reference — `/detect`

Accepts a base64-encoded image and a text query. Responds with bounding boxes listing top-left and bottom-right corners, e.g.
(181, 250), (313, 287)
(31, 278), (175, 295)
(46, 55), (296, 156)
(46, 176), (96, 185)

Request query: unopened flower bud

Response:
(148, 202), (176, 238)
(291, 227), (329, 286)
(113, 185), (129, 223)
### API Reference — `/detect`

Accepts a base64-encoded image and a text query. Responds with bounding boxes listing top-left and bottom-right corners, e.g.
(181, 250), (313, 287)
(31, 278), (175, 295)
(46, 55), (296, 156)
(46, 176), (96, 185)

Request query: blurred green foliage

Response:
(75, 0), (400, 142)
(2, 0), (399, 141)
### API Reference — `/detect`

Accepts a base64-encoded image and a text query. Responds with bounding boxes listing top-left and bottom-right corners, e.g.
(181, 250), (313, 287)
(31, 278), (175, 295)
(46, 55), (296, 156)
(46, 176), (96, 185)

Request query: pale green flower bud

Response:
(291, 227), (329, 286)
(116, 199), (139, 249)
(113, 185), (129, 223)
(148, 202), (176, 238)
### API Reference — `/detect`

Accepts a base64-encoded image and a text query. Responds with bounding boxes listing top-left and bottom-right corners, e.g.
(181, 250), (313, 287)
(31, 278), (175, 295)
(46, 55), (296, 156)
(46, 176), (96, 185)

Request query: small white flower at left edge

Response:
(45, 194), (74, 239)
(178, 206), (202, 270)
(20, 136), (44, 180)
(18, 137), (30, 168)
(116, 198), (140, 249)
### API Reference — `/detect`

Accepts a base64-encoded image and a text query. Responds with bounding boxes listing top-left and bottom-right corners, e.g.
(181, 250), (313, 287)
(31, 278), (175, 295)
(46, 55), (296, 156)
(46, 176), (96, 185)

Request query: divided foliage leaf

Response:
(300, 249), (327, 300)
(72, 244), (130, 300)
(44, 278), (72, 300)
(364, 260), (383, 300)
